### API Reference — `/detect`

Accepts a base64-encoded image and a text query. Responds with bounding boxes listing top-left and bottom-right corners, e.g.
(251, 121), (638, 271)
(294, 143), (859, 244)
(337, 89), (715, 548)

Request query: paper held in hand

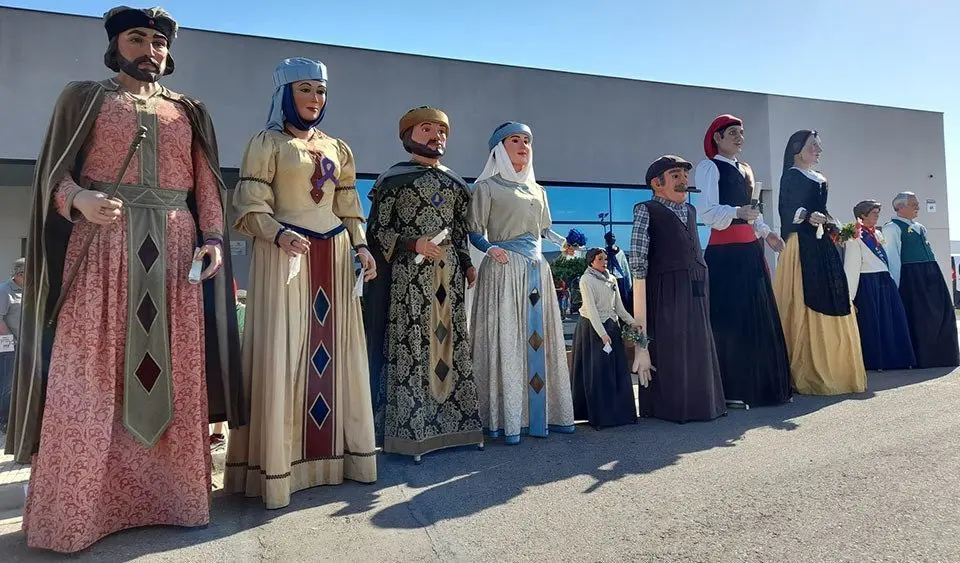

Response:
(0, 334), (14, 353)
(414, 228), (449, 264)
(187, 247), (203, 285)
(353, 268), (365, 298)
(287, 254), (302, 285)
(602, 342), (613, 354)
(748, 181), (762, 225)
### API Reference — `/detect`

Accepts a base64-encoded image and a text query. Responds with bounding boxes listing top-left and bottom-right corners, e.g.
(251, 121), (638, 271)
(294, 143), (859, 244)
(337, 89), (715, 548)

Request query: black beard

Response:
(402, 136), (444, 159)
(120, 55), (161, 83)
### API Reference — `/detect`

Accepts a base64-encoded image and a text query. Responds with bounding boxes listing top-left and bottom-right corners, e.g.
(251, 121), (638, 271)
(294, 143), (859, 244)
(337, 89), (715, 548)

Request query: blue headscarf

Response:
(266, 57), (328, 132)
(487, 121), (533, 152)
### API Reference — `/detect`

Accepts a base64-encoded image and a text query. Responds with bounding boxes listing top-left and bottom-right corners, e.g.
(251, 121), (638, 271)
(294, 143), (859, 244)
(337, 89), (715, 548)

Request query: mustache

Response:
(133, 56), (160, 71)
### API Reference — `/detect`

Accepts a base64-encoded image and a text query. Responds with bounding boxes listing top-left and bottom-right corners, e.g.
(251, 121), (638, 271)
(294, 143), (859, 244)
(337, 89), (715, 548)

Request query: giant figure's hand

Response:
(278, 230), (310, 257)
(357, 247), (378, 281)
(736, 206), (760, 222)
(488, 247), (509, 264)
(74, 190), (123, 225)
(765, 232), (786, 252)
(197, 242), (223, 280)
(415, 237), (443, 260)
(632, 347), (656, 388)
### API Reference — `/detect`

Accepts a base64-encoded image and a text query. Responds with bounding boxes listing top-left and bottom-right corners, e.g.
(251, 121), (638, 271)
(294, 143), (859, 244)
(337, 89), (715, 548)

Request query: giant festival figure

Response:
(5, 6), (244, 552)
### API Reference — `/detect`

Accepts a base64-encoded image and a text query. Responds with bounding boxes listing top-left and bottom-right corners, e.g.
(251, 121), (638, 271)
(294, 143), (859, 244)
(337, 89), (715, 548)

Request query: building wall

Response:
(0, 7), (952, 286)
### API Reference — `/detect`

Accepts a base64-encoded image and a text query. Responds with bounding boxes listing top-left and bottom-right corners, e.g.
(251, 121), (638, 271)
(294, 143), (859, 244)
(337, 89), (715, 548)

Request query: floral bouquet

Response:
(565, 228), (587, 248)
(836, 221), (858, 244)
(622, 326), (651, 349)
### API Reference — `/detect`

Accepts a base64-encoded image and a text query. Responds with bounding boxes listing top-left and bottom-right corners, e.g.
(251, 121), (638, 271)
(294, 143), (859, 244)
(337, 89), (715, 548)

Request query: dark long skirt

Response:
(363, 243), (392, 443)
(705, 240), (792, 406)
(637, 267), (727, 423)
(571, 318), (637, 428)
(853, 272), (916, 370)
(900, 262), (960, 368)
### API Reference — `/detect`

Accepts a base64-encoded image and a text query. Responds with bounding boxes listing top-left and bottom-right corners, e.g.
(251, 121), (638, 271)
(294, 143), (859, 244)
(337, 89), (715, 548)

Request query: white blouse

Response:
(843, 232), (892, 300)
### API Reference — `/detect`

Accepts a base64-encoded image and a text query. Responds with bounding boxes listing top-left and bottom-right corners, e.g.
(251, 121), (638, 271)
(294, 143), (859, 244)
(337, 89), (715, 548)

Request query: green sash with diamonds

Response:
(91, 102), (186, 447)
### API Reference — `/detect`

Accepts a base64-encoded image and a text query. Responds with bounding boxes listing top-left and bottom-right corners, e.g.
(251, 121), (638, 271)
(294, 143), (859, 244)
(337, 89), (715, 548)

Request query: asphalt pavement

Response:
(1, 365), (958, 562)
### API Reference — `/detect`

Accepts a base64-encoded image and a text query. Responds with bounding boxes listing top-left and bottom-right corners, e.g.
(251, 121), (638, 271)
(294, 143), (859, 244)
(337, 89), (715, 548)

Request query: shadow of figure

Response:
(0, 366), (952, 561)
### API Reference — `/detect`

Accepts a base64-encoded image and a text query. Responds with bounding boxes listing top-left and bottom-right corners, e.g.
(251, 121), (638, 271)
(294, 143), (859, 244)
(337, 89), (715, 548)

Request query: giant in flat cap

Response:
(645, 154), (692, 186)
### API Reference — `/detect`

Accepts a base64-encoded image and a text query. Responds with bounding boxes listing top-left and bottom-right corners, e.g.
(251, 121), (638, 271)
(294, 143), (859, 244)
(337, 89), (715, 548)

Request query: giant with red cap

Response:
(703, 114), (742, 159)
(693, 113), (792, 409)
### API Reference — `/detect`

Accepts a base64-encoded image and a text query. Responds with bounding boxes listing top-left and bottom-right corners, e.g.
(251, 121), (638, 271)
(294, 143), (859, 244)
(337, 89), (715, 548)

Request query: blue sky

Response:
(8, 0), (960, 236)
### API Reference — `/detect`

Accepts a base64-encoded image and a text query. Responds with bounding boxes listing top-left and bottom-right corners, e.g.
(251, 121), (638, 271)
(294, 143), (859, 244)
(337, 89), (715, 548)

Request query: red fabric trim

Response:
(304, 237), (336, 459)
(708, 224), (756, 246)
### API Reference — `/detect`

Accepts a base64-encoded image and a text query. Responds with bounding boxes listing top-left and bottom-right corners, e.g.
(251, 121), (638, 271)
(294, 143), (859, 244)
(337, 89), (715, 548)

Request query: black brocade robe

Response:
(366, 162), (483, 456)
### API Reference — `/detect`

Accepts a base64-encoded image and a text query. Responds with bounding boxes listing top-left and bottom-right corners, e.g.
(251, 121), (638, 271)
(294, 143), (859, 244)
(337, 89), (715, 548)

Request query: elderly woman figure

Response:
(843, 200), (915, 370)
(773, 130), (866, 395)
(571, 248), (638, 429)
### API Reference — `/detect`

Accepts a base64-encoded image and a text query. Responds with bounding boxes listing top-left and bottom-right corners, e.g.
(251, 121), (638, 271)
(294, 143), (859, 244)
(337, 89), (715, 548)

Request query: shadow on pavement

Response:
(0, 366), (953, 561)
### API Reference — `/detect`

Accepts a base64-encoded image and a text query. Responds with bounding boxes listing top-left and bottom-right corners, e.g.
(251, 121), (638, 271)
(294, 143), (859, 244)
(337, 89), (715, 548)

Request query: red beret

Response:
(703, 114), (743, 159)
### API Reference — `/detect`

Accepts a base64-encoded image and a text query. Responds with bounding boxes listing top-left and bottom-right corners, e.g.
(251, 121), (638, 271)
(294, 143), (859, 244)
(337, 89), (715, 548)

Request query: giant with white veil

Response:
(467, 122), (574, 444)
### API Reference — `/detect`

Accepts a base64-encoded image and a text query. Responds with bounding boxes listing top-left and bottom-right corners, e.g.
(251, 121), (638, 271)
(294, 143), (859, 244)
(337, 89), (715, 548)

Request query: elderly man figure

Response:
(882, 191), (960, 368)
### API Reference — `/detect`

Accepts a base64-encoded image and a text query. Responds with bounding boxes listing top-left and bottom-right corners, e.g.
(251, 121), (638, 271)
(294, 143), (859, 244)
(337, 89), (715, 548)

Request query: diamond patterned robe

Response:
(22, 87), (224, 553)
(367, 163), (483, 456)
(224, 130), (376, 509)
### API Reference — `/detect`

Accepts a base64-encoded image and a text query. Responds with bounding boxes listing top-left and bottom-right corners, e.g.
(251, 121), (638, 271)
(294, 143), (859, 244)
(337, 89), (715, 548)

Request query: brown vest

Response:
(643, 200), (706, 275)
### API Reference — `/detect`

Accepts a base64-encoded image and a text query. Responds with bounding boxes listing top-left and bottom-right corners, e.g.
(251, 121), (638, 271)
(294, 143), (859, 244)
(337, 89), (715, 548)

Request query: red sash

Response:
(708, 224), (757, 246)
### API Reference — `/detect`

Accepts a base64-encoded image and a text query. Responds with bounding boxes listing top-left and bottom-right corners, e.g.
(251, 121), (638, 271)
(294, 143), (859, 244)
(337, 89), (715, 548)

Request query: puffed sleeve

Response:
(332, 139), (367, 248)
(466, 179), (491, 235)
(232, 131), (283, 242)
(539, 184), (553, 232)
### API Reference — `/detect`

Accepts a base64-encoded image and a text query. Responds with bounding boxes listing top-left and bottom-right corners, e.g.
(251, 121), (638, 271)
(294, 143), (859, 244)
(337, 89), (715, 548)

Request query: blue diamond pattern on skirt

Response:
(314, 287), (330, 325)
(308, 394), (330, 430)
(312, 342), (330, 378)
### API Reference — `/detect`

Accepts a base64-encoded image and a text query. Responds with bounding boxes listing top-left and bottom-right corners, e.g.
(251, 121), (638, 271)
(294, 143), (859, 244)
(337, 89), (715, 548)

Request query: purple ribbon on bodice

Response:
(309, 153), (339, 204)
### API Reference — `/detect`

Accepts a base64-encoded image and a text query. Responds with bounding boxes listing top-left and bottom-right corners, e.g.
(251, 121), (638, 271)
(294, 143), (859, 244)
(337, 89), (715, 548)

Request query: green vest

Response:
(891, 218), (937, 264)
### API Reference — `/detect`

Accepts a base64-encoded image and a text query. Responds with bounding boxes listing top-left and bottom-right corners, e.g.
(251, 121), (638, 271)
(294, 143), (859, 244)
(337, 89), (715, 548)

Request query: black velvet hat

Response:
(104, 6), (177, 43)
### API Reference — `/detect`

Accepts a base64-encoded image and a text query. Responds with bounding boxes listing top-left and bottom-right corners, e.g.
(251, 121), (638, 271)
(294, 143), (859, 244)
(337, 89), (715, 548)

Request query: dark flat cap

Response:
(645, 154), (692, 186)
